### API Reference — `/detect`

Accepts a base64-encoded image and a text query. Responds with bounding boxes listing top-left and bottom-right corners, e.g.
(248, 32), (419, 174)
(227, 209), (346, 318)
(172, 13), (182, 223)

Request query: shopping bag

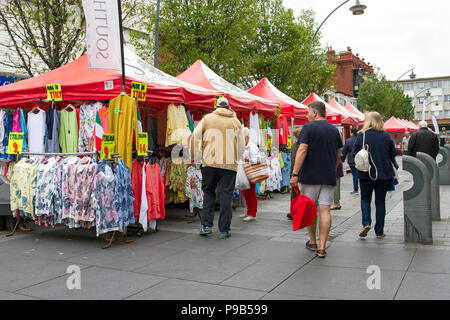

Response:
(235, 163), (250, 190)
(243, 161), (269, 184)
(291, 186), (317, 231)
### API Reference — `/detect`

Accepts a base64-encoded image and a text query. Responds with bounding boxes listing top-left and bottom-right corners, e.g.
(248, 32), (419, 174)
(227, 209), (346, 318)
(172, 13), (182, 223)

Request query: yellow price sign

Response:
(131, 82), (147, 102)
(287, 135), (292, 149)
(267, 135), (272, 151)
(137, 132), (148, 156)
(274, 105), (282, 117)
(100, 134), (115, 160)
(214, 95), (224, 109)
(7, 132), (24, 154)
(46, 84), (62, 101)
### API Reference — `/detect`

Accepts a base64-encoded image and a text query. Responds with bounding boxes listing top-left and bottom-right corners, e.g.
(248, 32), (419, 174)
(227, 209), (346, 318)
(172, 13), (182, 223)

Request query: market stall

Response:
(300, 93), (343, 125)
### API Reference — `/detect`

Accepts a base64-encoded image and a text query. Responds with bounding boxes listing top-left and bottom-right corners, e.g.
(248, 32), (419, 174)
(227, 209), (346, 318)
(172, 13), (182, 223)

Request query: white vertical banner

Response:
(431, 116), (439, 134)
(421, 99), (426, 121)
(82, 0), (122, 71)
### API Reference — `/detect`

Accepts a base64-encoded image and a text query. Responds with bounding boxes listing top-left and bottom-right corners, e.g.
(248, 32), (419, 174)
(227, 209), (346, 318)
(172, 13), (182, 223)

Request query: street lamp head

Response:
(409, 70), (416, 79)
(426, 90), (431, 97)
(350, 0), (367, 15)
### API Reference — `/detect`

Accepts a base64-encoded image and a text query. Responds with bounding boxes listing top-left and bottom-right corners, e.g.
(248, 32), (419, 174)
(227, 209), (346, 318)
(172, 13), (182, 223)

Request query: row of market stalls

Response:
(0, 47), (366, 247)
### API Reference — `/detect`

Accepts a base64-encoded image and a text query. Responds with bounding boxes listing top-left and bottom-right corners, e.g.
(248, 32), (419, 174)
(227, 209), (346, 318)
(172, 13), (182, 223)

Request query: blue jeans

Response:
(350, 165), (359, 192)
(360, 178), (392, 236)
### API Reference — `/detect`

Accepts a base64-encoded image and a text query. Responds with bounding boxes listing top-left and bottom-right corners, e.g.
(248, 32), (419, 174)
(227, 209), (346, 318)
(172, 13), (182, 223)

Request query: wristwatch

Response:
(292, 173), (299, 177)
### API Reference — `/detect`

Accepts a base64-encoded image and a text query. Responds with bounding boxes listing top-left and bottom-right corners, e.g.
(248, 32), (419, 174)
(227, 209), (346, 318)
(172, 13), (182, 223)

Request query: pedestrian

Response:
(440, 130), (448, 147)
(240, 127), (261, 222)
(287, 127), (302, 220)
(408, 121), (440, 159)
(352, 111), (399, 239)
(190, 97), (245, 239)
(331, 161), (343, 210)
(342, 127), (359, 195)
(290, 101), (343, 258)
(402, 131), (410, 156)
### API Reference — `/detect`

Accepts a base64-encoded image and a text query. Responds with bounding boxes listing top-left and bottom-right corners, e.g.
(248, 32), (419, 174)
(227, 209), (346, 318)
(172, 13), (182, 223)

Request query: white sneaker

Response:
(239, 213), (248, 218)
(243, 216), (256, 222)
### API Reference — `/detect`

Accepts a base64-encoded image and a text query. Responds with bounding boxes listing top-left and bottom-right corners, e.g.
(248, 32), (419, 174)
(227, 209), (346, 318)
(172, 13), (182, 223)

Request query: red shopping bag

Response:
(291, 186), (317, 231)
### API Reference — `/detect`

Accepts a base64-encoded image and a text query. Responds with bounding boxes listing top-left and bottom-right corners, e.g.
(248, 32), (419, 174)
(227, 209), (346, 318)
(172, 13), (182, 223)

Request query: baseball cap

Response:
(216, 97), (230, 108)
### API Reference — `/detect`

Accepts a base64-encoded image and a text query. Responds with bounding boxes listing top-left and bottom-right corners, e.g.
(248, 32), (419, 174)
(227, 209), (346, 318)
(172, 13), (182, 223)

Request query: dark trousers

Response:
(350, 165), (359, 192)
(360, 178), (392, 236)
(201, 166), (237, 232)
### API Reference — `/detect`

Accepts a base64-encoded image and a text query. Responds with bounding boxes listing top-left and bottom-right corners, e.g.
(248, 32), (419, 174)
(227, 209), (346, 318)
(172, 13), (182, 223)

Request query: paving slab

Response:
(17, 267), (167, 300)
(308, 243), (416, 271)
(0, 290), (40, 300)
(226, 239), (316, 264)
(126, 279), (265, 300)
(0, 255), (90, 292)
(134, 250), (258, 284)
(409, 248), (450, 274)
(261, 293), (332, 300)
(221, 260), (300, 292)
(395, 272), (450, 300)
(273, 265), (405, 300)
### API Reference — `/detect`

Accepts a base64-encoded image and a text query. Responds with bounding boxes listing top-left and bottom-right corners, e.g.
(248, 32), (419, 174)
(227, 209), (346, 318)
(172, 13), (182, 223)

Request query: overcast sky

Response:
(283, 0), (450, 81)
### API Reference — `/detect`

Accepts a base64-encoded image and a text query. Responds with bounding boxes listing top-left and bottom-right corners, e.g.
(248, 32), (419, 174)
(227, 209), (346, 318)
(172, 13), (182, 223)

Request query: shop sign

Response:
(214, 95), (224, 109)
(287, 135), (292, 149)
(137, 132), (148, 156)
(131, 82), (147, 101)
(46, 84), (62, 101)
(100, 134), (115, 159)
(267, 135), (272, 151)
(7, 132), (24, 154)
(274, 105), (281, 117)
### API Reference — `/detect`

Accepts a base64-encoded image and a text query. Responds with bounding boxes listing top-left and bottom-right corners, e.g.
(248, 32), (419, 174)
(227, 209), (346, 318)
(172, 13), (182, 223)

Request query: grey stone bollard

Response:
(438, 147), (450, 185)
(402, 155), (433, 245)
(417, 152), (440, 221)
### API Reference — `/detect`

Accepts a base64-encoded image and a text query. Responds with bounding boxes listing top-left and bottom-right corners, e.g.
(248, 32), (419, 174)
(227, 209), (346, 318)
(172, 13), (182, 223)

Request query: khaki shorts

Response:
(300, 184), (336, 206)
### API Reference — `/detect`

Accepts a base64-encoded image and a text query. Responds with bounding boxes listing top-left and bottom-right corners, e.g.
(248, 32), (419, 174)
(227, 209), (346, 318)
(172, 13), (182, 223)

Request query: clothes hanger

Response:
(63, 104), (75, 111)
(31, 104), (44, 114)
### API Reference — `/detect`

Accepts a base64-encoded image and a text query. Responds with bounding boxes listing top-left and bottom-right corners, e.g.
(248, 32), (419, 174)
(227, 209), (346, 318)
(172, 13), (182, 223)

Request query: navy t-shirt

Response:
(297, 120), (343, 186)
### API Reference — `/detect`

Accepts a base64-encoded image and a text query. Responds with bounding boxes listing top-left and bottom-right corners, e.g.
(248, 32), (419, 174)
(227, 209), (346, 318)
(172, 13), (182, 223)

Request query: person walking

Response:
(342, 127), (359, 194)
(408, 121), (440, 159)
(290, 101), (343, 258)
(352, 112), (398, 239)
(439, 130), (448, 147)
(287, 127), (302, 220)
(190, 97), (245, 239)
(331, 161), (343, 210)
(402, 131), (410, 156)
(240, 127), (261, 222)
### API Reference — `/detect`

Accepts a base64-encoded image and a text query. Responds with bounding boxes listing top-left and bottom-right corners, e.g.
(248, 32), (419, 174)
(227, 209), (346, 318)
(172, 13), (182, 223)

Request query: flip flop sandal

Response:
(316, 249), (327, 258)
(359, 226), (371, 238)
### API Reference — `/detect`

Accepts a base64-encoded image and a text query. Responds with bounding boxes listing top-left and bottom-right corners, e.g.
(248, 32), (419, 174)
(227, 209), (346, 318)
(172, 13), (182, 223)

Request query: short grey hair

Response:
(418, 120), (428, 128)
(242, 127), (250, 137)
(308, 101), (326, 118)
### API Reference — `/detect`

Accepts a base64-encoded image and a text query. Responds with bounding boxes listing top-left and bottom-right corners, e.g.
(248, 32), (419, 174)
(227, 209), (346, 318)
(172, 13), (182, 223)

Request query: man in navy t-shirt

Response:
(290, 101), (343, 258)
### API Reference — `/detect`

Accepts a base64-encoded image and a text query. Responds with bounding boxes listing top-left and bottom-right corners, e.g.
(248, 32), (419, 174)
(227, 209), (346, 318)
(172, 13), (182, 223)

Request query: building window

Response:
(444, 95), (450, 103)
(430, 80), (442, 88)
(446, 110), (450, 118)
(433, 111), (442, 119)
(402, 83), (414, 90)
(416, 81), (428, 90)
(444, 80), (450, 88)
(432, 96), (441, 103)
(417, 96), (428, 104)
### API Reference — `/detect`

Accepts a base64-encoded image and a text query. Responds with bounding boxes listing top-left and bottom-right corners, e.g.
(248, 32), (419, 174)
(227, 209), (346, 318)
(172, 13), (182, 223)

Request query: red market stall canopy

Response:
(397, 118), (418, 131)
(177, 60), (278, 115)
(247, 77), (308, 121)
(385, 116), (411, 132)
(345, 102), (365, 122)
(301, 93), (343, 125)
(0, 47), (220, 109)
(328, 98), (363, 126)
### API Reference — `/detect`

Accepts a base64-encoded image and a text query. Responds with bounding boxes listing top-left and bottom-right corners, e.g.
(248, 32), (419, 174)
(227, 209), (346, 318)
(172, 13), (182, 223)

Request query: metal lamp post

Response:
(154, 0), (161, 68)
(396, 68), (417, 83)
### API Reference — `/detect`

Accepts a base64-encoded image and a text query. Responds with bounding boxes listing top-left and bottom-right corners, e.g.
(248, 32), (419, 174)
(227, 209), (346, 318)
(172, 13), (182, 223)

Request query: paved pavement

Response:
(0, 163), (449, 300)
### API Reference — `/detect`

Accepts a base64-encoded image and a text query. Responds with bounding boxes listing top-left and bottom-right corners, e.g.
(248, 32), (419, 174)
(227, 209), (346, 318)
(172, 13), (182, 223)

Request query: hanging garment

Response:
(280, 151), (292, 189)
(92, 165), (119, 237)
(145, 162), (165, 221)
(165, 104), (190, 147)
(145, 111), (156, 151)
(59, 108), (79, 153)
(45, 108), (61, 153)
(13, 108), (27, 152)
(139, 164), (149, 232)
(114, 159), (135, 231)
(59, 157), (80, 226)
(265, 154), (282, 192)
(185, 106), (194, 133)
(95, 106), (109, 151)
(109, 94), (138, 169)
(131, 160), (144, 222)
(0, 110), (5, 155)
(168, 160), (188, 204)
(27, 110), (46, 154)
(10, 158), (38, 218)
(249, 112), (260, 146)
(79, 102), (101, 152)
(258, 113), (266, 150)
(276, 116), (290, 146)
(185, 166), (203, 213)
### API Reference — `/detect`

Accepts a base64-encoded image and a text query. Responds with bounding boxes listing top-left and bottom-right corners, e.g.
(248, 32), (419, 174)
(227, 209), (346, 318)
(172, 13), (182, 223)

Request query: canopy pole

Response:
(117, 0), (126, 93)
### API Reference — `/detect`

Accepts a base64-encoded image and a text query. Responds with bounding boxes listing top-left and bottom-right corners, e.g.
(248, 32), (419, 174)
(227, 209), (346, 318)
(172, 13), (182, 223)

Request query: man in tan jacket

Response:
(190, 97), (245, 238)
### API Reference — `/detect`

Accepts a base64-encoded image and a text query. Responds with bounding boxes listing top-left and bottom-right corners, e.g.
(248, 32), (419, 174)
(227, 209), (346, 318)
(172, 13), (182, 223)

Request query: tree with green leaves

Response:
(358, 72), (415, 120)
(0, 0), (150, 77)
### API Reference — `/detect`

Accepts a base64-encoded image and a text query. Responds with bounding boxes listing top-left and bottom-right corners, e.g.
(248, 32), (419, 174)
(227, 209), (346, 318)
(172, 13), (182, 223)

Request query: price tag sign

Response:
(287, 135), (292, 149)
(100, 134), (115, 159)
(267, 135), (272, 151)
(46, 84), (62, 101)
(131, 82), (147, 102)
(274, 105), (281, 117)
(7, 132), (24, 154)
(214, 95), (224, 109)
(137, 132), (148, 156)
